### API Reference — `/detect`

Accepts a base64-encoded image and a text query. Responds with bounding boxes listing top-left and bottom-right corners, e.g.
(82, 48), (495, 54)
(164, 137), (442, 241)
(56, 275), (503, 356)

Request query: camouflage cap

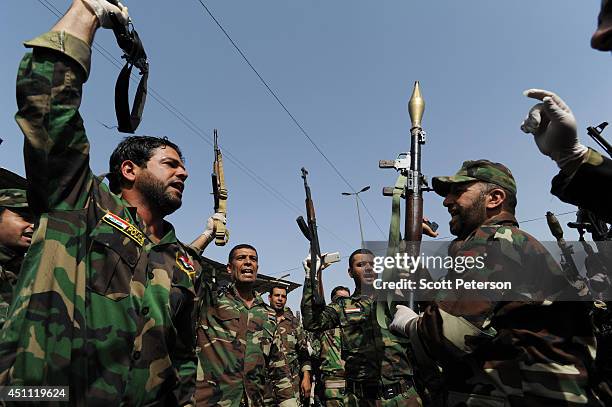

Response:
(0, 168), (28, 209)
(432, 159), (516, 197)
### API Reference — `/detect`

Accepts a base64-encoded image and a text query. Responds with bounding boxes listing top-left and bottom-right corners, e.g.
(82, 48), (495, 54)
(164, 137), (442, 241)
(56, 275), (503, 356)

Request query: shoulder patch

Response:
(176, 252), (196, 277)
(102, 212), (145, 246)
(344, 306), (362, 314)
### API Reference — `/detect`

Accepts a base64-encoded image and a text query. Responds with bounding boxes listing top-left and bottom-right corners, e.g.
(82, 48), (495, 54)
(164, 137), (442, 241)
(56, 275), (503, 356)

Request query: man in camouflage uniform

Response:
(0, 1), (204, 404)
(520, 92), (612, 406)
(520, 89), (612, 223)
(195, 244), (298, 406)
(520, 4), (612, 401)
(517, 0), (612, 222)
(390, 160), (601, 406)
(265, 285), (312, 406)
(0, 169), (35, 327)
(310, 286), (349, 407)
(301, 248), (420, 407)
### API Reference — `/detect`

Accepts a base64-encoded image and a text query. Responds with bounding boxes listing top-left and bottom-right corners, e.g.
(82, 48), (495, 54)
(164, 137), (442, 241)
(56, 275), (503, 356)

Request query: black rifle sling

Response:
(109, 10), (149, 134)
(115, 61), (148, 134)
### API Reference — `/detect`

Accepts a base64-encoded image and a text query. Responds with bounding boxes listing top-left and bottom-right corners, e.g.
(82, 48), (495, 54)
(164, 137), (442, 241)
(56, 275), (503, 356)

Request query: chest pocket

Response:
(340, 305), (369, 348)
(88, 222), (142, 301)
(204, 304), (242, 341)
(256, 319), (277, 356)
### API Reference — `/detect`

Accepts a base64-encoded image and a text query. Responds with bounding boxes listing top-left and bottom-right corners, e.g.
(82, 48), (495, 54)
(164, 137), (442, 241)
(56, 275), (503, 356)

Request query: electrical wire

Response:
(193, 0), (386, 238)
(432, 210), (578, 241)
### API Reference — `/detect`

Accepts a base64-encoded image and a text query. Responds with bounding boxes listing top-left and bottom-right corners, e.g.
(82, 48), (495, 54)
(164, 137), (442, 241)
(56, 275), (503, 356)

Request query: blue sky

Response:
(1, 1), (610, 311)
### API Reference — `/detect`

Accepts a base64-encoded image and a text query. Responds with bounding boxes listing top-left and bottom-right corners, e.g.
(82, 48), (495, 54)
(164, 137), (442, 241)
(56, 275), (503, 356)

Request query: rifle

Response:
(545, 211), (590, 297)
(211, 130), (229, 246)
(587, 122), (612, 157)
(106, 0), (149, 133)
(296, 168), (324, 304)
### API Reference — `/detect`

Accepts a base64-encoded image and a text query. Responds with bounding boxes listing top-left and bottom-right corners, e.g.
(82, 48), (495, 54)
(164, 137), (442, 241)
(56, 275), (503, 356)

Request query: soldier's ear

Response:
(348, 267), (355, 279)
(486, 188), (506, 210)
(120, 160), (139, 185)
(226, 264), (232, 274)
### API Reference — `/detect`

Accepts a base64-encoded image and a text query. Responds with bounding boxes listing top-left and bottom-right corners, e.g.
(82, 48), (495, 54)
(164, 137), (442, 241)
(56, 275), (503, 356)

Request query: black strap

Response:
(109, 11), (149, 134)
(114, 62), (148, 134)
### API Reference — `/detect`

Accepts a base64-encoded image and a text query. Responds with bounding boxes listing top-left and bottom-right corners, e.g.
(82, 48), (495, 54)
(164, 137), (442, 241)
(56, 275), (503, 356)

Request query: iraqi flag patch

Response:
(102, 212), (145, 246)
(176, 253), (196, 277)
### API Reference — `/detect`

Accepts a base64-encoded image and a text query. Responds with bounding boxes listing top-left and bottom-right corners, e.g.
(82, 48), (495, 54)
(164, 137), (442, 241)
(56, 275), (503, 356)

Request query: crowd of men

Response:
(0, 0), (612, 406)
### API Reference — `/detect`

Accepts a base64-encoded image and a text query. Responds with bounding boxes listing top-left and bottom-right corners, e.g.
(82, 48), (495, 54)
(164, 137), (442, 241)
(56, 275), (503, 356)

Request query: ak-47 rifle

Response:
(106, 0), (149, 133)
(211, 130), (229, 246)
(297, 168), (324, 304)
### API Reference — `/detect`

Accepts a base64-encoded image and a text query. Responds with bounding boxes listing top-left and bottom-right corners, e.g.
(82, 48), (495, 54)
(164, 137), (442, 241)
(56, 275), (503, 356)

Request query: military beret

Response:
(432, 159), (516, 197)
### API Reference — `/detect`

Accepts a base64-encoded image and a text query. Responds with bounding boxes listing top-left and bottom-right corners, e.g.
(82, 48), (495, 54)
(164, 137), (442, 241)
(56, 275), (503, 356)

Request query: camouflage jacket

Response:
(301, 284), (413, 385)
(263, 308), (311, 403)
(551, 148), (612, 223)
(0, 32), (200, 406)
(194, 282), (297, 406)
(412, 213), (599, 406)
(276, 307), (311, 379)
(310, 327), (344, 380)
(0, 245), (21, 328)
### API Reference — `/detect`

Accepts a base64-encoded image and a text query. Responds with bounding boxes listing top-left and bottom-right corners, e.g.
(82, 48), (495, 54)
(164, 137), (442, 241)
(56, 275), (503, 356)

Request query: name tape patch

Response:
(102, 212), (145, 247)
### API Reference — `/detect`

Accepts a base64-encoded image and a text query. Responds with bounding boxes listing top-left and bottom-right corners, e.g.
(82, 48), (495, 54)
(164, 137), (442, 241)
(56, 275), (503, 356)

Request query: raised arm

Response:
(16, 0), (127, 214)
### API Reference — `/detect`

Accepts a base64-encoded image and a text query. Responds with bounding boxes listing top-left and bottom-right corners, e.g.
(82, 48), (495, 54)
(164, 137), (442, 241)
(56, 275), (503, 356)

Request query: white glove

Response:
(521, 89), (588, 169)
(302, 254), (323, 277)
(82, 0), (129, 29)
(201, 213), (226, 242)
(389, 305), (418, 336)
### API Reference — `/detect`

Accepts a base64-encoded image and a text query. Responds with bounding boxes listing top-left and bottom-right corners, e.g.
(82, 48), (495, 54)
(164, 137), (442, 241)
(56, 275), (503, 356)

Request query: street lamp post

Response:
(342, 186), (370, 248)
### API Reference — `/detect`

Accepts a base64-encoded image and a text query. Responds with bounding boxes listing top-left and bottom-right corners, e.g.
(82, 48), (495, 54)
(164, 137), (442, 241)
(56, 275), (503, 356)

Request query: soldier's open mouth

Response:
(169, 181), (184, 193)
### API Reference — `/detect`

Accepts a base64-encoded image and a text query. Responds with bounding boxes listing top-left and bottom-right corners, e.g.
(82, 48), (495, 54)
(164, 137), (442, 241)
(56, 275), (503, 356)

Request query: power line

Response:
(432, 210), (578, 241)
(34, 0), (355, 251)
(193, 0), (386, 239)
